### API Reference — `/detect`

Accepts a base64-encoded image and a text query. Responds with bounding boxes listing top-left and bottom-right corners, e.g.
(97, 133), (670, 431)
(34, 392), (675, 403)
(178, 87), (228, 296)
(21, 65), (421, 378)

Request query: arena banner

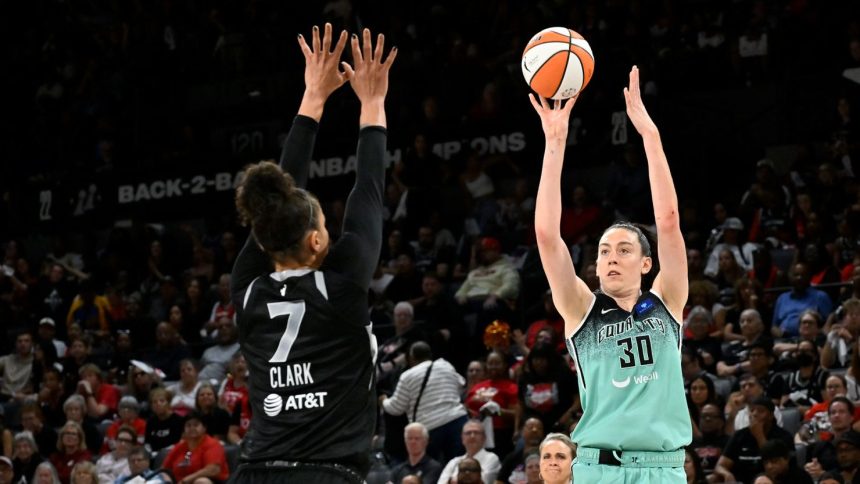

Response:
(15, 130), (530, 231)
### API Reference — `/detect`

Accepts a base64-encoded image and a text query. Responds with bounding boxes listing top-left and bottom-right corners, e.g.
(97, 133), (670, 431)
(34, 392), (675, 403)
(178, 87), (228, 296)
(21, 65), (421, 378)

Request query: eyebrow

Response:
(599, 241), (634, 247)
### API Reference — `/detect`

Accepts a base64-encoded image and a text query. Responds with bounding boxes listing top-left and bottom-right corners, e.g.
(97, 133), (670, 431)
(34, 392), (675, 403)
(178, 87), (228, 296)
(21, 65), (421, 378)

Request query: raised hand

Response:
(623, 66), (658, 138)
(297, 23), (349, 120)
(528, 94), (576, 143)
(343, 28), (397, 104)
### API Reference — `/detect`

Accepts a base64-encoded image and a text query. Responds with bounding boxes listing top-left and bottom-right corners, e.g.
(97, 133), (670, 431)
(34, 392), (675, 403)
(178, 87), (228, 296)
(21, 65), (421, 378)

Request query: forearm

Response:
(183, 464), (220, 482)
(534, 139), (565, 241)
(642, 133), (680, 229)
(297, 90), (327, 122)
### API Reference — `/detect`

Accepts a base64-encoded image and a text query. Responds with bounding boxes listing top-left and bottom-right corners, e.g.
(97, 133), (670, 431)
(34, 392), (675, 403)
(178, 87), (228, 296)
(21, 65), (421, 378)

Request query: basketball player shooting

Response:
(531, 66), (692, 482)
(228, 24), (396, 483)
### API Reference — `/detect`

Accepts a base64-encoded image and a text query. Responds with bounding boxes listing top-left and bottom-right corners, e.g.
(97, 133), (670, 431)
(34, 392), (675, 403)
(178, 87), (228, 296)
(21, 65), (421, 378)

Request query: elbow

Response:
(534, 225), (560, 246)
(654, 210), (680, 232)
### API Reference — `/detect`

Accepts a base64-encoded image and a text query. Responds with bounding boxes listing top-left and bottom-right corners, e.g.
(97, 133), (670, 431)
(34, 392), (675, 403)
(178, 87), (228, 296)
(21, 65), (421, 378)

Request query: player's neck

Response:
(605, 287), (641, 312)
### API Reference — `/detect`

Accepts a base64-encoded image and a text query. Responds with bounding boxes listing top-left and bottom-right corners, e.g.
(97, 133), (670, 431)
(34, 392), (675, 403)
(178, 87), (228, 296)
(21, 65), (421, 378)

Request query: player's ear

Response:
(308, 230), (323, 254)
(641, 256), (652, 274)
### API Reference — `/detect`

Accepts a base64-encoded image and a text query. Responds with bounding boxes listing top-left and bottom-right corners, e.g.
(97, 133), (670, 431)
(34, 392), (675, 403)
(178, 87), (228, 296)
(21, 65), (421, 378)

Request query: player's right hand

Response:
(298, 23), (349, 101)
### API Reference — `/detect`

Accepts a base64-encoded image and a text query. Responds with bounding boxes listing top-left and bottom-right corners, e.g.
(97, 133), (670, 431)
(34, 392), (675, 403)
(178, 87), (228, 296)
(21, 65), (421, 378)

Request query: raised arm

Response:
(530, 94), (593, 336)
(625, 66), (687, 319)
(232, 24), (349, 305)
(323, 28), (397, 290)
(282, 23), (349, 185)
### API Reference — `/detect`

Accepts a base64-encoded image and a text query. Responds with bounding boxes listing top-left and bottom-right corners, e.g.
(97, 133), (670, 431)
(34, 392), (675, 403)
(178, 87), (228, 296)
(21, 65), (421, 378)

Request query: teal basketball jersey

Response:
(567, 290), (692, 451)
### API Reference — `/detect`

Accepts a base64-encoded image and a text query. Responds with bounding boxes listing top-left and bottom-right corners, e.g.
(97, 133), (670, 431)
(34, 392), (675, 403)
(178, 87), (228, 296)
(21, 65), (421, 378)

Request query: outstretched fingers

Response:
(362, 28), (372, 63)
(373, 33), (385, 63)
(322, 23), (333, 53)
(311, 25), (321, 54)
(332, 29), (348, 58)
(297, 33), (312, 59)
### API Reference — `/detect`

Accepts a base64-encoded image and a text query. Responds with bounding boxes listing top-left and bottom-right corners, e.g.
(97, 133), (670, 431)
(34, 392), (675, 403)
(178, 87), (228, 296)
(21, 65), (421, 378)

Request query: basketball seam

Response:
(529, 50), (565, 93)
(552, 48), (570, 99)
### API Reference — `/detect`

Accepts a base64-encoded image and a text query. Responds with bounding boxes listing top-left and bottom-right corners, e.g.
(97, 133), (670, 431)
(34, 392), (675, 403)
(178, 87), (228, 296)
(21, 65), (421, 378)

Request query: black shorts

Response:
(228, 461), (364, 484)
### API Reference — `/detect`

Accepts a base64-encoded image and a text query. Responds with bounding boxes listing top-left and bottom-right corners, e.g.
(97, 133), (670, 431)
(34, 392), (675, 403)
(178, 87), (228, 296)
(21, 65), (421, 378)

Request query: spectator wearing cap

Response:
(714, 396), (793, 484)
(99, 396), (145, 454)
(704, 217), (759, 278)
(95, 424), (133, 483)
(773, 262), (833, 338)
(37, 318), (66, 358)
(76, 364), (120, 421)
(11, 431), (42, 484)
(0, 456), (13, 484)
(161, 412), (229, 484)
(760, 438), (813, 484)
(455, 236), (520, 333)
(145, 387), (183, 452)
(832, 429), (860, 483)
(49, 421), (92, 484)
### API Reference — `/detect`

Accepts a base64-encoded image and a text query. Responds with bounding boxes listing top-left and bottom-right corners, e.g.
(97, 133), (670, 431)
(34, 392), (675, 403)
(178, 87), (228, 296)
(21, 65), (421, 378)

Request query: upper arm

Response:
(324, 127), (386, 289)
(231, 236), (272, 308)
(652, 223), (688, 320)
(278, 116), (319, 187)
(535, 235), (591, 336)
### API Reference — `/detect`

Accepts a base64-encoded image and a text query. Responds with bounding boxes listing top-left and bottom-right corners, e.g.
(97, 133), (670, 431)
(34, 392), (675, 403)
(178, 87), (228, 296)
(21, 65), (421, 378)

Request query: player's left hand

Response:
(624, 66), (659, 138)
(298, 23), (349, 101)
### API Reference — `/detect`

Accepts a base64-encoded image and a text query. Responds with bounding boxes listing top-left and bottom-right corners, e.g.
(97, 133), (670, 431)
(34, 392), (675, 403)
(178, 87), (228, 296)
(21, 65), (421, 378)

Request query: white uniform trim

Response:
(243, 277), (260, 310)
(314, 272), (329, 300)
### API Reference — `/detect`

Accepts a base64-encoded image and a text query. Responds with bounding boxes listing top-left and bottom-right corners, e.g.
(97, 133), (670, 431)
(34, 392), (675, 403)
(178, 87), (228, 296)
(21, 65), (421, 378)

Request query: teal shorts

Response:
(573, 447), (686, 484)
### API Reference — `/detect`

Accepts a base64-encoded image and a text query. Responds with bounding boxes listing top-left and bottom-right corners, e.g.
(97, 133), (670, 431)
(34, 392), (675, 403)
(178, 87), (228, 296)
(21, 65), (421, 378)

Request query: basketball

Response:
(521, 27), (595, 100)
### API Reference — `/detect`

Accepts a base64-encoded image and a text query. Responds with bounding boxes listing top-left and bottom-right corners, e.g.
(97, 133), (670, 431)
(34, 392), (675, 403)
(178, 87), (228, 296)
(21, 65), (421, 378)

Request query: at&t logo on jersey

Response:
(263, 392), (328, 417)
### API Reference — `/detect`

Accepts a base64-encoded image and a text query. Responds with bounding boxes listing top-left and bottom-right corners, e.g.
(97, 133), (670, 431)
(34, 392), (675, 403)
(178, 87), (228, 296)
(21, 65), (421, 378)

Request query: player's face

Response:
(539, 441), (572, 484)
(596, 228), (651, 295)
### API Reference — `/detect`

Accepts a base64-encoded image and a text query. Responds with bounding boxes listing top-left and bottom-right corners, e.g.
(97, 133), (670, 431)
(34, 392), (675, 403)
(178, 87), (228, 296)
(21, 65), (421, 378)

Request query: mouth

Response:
(607, 271), (621, 277)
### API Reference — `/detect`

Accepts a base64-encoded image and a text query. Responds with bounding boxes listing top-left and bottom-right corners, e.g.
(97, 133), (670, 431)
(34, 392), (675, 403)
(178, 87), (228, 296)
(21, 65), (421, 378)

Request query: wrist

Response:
(359, 100), (386, 128)
(298, 94), (326, 122)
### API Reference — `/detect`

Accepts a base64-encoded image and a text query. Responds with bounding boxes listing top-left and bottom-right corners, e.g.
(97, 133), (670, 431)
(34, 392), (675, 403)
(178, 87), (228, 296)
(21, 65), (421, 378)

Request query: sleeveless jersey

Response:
(237, 268), (376, 473)
(566, 290), (692, 451)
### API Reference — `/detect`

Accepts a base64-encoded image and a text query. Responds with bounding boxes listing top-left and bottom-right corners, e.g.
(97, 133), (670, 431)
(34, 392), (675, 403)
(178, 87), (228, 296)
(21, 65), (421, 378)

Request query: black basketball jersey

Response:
(237, 268), (376, 471)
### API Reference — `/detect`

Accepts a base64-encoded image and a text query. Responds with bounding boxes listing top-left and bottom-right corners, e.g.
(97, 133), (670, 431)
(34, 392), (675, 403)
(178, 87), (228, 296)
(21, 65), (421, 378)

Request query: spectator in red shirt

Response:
(76, 363), (120, 421)
(49, 421), (92, 484)
(465, 350), (518, 458)
(162, 412), (229, 484)
(100, 396), (146, 454)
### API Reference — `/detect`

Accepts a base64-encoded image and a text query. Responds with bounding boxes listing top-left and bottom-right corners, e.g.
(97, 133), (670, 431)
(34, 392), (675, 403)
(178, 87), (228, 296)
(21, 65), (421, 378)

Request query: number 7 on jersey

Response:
(267, 301), (306, 363)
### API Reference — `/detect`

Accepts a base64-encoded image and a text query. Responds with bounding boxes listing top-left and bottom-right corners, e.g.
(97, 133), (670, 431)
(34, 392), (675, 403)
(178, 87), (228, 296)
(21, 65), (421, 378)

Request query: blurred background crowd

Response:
(2, 0), (860, 483)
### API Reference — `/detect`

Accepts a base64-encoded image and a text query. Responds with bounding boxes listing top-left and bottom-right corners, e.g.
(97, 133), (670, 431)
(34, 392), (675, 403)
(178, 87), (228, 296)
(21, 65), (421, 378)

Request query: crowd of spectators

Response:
(2, 1), (860, 484)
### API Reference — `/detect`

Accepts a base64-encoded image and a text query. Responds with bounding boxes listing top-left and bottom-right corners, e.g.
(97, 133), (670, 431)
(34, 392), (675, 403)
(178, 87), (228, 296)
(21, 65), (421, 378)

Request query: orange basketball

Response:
(521, 27), (595, 100)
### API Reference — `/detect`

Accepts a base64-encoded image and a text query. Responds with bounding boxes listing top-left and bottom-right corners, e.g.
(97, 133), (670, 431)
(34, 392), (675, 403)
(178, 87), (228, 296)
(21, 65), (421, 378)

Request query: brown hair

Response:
(235, 161), (320, 262)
